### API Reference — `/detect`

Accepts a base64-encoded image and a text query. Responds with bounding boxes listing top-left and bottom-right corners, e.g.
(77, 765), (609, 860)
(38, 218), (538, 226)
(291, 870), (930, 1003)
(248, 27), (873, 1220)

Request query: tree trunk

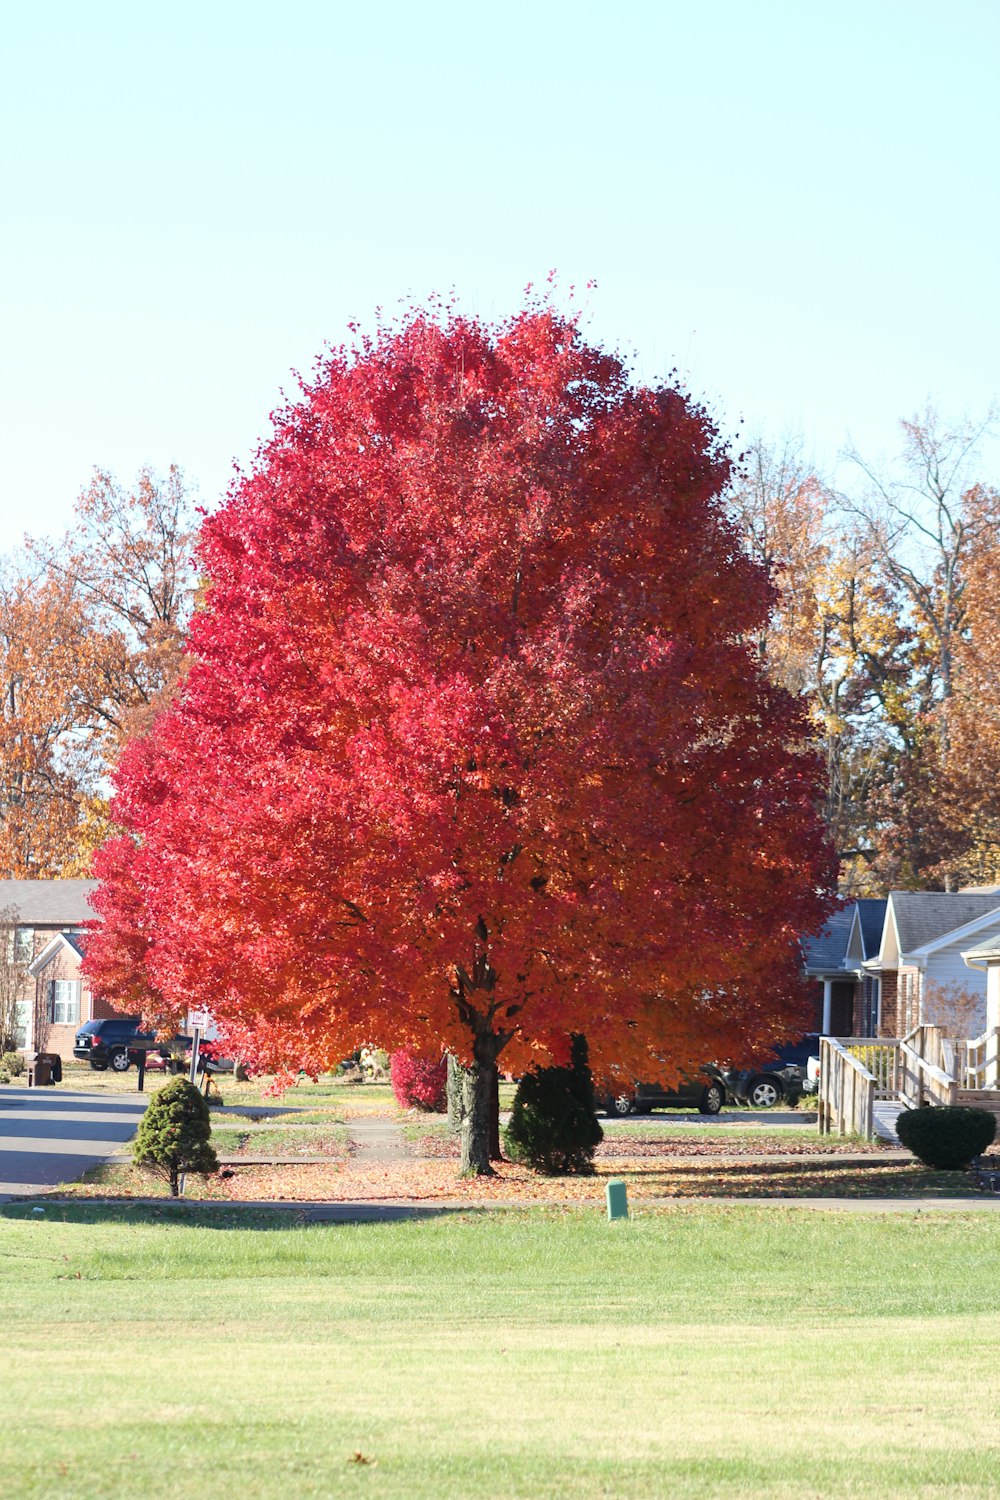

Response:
(446, 1053), (464, 1135)
(169, 1162), (179, 1197)
(460, 1033), (501, 1176)
(489, 1064), (501, 1160)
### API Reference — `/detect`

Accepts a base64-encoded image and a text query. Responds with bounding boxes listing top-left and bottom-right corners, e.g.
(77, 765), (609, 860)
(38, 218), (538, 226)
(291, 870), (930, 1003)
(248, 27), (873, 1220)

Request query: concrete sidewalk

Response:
(7, 1192), (1000, 1220)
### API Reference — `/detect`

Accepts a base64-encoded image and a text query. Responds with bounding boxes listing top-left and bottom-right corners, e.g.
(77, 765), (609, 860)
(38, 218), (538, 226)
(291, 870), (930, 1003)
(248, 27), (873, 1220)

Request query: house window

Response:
(8, 927), (32, 964)
(49, 980), (80, 1026)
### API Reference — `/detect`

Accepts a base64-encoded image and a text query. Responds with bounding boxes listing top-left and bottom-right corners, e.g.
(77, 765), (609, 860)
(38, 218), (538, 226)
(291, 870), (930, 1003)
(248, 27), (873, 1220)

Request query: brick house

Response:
(803, 890), (1000, 1040)
(801, 898), (886, 1035)
(0, 879), (113, 1058)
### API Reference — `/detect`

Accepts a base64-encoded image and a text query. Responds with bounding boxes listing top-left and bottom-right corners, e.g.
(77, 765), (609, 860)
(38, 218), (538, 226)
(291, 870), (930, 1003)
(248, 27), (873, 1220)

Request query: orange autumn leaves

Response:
(0, 467), (197, 877)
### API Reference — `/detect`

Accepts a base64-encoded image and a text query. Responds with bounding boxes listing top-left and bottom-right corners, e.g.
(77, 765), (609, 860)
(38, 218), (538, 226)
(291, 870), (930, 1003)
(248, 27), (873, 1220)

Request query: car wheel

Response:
(606, 1093), (634, 1117)
(699, 1083), (725, 1115)
(89, 1057), (108, 1072)
(109, 1048), (132, 1073)
(746, 1076), (782, 1109)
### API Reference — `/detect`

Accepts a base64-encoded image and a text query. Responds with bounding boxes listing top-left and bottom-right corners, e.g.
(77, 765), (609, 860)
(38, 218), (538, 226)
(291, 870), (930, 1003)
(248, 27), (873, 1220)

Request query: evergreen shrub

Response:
(389, 1049), (447, 1111)
(896, 1104), (996, 1170)
(133, 1076), (218, 1196)
(1, 1051), (24, 1077)
(503, 1035), (604, 1174)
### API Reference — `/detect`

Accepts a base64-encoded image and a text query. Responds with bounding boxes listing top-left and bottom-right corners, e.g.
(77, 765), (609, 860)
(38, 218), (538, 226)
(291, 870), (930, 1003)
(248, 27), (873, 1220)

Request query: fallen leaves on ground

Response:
(66, 1155), (978, 1204)
(411, 1131), (900, 1160)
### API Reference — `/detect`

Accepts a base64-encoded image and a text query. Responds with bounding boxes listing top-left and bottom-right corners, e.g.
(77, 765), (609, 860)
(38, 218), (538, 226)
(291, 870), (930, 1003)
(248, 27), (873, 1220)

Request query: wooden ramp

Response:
(872, 1101), (904, 1145)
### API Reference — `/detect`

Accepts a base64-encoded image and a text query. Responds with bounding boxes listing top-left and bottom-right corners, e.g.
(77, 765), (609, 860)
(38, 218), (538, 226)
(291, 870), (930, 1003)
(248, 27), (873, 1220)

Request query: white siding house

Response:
(864, 893), (1000, 1037)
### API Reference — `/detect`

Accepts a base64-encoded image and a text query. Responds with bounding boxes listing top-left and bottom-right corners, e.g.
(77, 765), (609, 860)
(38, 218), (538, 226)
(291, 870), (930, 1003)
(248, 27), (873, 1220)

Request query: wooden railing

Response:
(818, 1026), (963, 1137)
(953, 1028), (1000, 1091)
(897, 1024), (957, 1109)
(843, 1039), (898, 1098)
(818, 1038), (876, 1138)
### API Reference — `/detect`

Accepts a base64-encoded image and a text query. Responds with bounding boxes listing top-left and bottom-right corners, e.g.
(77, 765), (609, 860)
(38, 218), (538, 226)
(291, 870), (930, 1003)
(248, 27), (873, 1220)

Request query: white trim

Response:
(870, 899), (902, 970)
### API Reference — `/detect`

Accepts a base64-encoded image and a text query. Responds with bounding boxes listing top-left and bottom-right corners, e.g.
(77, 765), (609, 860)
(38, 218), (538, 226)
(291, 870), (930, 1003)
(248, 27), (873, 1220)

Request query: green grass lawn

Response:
(2, 1204), (999, 1498)
(206, 1123), (349, 1157)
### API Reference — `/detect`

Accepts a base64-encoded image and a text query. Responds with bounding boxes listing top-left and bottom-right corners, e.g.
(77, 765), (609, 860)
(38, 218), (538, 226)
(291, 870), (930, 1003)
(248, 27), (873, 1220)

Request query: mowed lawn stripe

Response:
(1, 1208), (999, 1498)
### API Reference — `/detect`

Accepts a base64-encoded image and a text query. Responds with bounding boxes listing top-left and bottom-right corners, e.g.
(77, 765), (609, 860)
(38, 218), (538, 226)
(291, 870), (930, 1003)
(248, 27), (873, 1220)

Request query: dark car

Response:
(72, 1018), (189, 1074)
(602, 1068), (727, 1117)
(718, 1035), (819, 1109)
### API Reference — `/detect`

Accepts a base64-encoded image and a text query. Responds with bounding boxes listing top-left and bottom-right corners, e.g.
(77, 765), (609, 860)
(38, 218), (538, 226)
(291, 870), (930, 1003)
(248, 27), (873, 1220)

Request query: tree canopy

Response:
(85, 301), (837, 1171)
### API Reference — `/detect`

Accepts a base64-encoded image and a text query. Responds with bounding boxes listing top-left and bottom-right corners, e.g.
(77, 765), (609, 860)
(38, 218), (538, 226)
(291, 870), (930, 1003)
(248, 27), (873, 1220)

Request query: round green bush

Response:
(133, 1076), (218, 1196)
(896, 1105), (996, 1170)
(503, 1035), (603, 1174)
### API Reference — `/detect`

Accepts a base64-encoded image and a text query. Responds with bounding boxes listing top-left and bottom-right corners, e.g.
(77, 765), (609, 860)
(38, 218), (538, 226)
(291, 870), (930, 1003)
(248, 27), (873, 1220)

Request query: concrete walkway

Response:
(346, 1115), (410, 1163)
(0, 1086), (147, 1199)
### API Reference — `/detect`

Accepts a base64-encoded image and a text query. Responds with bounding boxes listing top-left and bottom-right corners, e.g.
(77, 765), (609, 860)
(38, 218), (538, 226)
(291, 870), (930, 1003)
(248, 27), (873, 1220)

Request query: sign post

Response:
(187, 1010), (208, 1086)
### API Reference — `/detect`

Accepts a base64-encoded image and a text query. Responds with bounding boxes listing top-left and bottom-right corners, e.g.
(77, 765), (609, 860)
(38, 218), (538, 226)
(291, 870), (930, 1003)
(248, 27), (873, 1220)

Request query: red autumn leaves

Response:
(85, 300), (836, 1102)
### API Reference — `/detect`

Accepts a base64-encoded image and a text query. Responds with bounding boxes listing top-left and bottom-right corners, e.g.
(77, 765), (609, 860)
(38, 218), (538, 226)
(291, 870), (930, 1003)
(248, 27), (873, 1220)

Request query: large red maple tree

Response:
(86, 301), (837, 1173)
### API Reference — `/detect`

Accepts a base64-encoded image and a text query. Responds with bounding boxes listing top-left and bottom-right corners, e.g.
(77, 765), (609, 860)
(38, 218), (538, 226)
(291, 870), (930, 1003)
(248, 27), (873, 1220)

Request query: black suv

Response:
(717, 1035), (819, 1109)
(73, 1018), (157, 1073)
(602, 1068), (727, 1117)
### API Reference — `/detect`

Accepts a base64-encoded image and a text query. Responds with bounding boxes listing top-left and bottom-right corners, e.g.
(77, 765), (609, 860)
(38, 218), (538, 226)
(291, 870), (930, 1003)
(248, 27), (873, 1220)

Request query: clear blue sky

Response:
(1, 0), (997, 549)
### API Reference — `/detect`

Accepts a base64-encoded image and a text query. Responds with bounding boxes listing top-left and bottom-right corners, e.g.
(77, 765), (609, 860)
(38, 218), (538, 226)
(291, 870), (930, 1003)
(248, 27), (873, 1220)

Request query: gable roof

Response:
(0, 880), (97, 925)
(889, 892), (1000, 957)
(855, 899), (888, 959)
(28, 930), (86, 977)
(907, 905), (1000, 961)
(801, 906), (855, 973)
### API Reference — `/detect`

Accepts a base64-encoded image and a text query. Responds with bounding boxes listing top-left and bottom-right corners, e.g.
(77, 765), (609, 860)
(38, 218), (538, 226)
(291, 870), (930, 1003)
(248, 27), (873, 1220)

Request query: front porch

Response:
(817, 1025), (1000, 1141)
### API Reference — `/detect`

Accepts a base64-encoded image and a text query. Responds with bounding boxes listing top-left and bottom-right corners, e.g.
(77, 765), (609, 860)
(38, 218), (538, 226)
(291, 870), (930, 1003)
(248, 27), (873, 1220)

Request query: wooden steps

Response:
(958, 1091), (1000, 1120)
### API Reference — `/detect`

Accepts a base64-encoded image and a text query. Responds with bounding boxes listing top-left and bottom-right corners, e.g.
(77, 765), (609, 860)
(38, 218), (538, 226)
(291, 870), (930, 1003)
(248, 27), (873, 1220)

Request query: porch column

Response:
(822, 978), (833, 1035)
(987, 966), (1000, 1087)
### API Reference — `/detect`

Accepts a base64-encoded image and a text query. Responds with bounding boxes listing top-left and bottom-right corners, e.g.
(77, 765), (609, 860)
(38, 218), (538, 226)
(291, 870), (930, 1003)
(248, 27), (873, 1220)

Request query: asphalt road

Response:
(0, 1086), (147, 1199)
(600, 1109), (813, 1127)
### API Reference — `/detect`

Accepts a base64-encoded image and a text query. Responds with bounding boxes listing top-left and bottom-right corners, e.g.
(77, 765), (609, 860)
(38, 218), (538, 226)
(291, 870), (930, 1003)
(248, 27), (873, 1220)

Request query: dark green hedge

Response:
(896, 1105), (996, 1170)
(503, 1035), (603, 1175)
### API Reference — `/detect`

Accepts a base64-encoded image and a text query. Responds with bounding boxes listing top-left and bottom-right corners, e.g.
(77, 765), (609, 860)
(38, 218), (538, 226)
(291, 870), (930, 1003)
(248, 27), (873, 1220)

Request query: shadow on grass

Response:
(0, 1196), (495, 1229)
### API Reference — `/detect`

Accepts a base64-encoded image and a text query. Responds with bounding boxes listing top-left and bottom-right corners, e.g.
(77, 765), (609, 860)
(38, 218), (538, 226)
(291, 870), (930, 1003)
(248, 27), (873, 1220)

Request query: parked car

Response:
(602, 1068), (727, 1117)
(73, 1018), (191, 1073)
(717, 1035), (820, 1109)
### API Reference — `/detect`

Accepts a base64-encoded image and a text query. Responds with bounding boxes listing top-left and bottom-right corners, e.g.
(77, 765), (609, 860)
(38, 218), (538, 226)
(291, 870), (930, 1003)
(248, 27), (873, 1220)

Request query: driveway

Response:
(0, 1086), (147, 1199)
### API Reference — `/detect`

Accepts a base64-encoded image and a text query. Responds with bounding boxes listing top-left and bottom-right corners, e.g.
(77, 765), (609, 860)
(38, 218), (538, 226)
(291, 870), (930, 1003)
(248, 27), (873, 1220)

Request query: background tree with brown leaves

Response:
(0, 467), (198, 877)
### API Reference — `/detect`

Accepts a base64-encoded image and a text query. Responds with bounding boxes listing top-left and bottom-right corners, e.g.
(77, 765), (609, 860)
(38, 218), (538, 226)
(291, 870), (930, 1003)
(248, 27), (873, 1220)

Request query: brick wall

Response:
(878, 971), (898, 1037)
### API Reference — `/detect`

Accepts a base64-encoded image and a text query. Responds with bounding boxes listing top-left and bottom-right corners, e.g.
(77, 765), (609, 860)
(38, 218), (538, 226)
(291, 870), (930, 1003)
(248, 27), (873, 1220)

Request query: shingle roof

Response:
(890, 892), (1000, 956)
(856, 899), (887, 960)
(0, 880), (97, 925)
(801, 906), (855, 972)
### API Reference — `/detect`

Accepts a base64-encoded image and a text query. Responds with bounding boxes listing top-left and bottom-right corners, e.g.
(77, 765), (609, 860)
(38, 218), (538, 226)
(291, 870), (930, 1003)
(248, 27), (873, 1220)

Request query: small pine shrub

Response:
(133, 1076), (218, 1196)
(1, 1051), (24, 1077)
(390, 1049), (447, 1111)
(896, 1105), (996, 1170)
(503, 1034), (604, 1174)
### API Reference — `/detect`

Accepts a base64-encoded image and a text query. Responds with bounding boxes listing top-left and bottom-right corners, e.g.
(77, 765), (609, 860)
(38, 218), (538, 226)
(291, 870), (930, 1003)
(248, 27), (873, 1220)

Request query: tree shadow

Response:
(0, 1196), (493, 1229)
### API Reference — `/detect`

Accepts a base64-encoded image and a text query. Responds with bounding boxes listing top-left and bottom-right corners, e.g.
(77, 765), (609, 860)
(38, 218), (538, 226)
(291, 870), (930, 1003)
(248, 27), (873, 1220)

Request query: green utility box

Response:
(606, 1179), (628, 1220)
